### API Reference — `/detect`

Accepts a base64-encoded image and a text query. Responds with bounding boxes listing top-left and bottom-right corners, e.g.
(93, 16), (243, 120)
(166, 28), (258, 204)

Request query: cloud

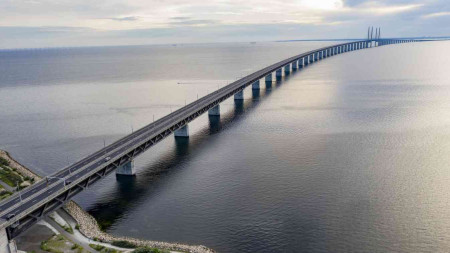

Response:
(422, 12), (450, 19)
(0, 0), (448, 48)
(110, 16), (140, 21)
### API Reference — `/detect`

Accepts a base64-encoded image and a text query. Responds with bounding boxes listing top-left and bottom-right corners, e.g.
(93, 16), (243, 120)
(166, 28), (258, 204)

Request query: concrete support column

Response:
(252, 80), (260, 90)
(265, 74), (272, 82)
(309, 54), (314, 64)
(234, 90), (244, 100)
(276, 69), (282, 78)
(175, 125), (189, 138)
(0, 228), (9, 253)
(208, 104), (220, 116)
(314, 52), (318, 61)
(299, 58), (304, 68)
(292, 61), (298, 70)
(284, 64), (290, 74)
(116, 160), (135, 175)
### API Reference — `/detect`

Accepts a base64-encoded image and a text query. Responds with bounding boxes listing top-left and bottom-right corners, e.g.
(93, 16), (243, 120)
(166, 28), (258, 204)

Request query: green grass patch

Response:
(89, 243), (105, 251)
(0, 168), (23, 187)
(0, 157), (9, 167)
(40, 234), (84, 253)
(111, 240), (136, 248)
(0, 191), (12, 200)
(132, 247), (170, 253)
(40, 235), (65, 253)
(63, 224), (74, 234)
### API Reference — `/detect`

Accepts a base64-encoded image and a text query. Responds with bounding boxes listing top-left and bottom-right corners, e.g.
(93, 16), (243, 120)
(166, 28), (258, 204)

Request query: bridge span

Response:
(0, 38), (423, 247)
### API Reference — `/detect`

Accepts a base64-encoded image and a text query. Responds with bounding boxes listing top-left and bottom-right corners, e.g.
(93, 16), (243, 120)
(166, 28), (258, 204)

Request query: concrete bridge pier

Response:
(284, 64), (290, 75)
(116, 160), (135, 176)
(234, 90), (244, 100)
(276, 68), (283, 79)
(265, 73), (272, 83)
(252, 80), (260, 90)
(299, 58), (304, 68)
(292, 61), (298, 70)
(174, 125), (189, 138)
(314, 53), (318, 61)
(208, 105), (220, 116)
(0, 229), (9, 253)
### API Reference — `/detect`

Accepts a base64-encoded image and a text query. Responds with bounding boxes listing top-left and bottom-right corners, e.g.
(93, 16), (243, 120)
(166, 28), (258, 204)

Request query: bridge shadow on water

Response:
(86, 69), (302, 231)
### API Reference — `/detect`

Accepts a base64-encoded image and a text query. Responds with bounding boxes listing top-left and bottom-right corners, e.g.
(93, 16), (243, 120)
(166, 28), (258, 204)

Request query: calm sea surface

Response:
(1, 41), (450, 252)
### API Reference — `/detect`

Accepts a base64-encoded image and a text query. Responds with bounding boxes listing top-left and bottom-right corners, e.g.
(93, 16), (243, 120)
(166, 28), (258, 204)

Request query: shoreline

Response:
(0, 149), (215, 253)
(0, 150), (41, 182)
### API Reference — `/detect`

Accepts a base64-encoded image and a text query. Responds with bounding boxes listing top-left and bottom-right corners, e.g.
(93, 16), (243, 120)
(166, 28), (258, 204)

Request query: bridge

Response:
(0, 38), (424, 249)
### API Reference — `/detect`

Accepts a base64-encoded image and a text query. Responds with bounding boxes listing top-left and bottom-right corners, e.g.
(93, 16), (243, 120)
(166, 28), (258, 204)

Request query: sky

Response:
(0, 0), (449, 49)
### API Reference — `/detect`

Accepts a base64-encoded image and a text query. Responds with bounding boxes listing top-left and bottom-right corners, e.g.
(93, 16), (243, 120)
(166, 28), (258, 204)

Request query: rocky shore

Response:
(64, 201), (215, 253)
(0, 150), (41, 182)
(1, 149), (215, 253)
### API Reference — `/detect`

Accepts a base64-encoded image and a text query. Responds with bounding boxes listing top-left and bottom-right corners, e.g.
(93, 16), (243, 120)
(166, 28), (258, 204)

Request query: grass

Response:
(89, 243), (121, 253)
(41, 234), (85, 253)
(132, 247), (170, 253)
(89, 243), (105, 251)
(40, 235), (65, 253)
(63, 224), (74, 234)
(0, 157), (9, 167)
(111, 240), (136, 248)
(0, 191), (12, 200)
(0, 167), (23, 187)
(71, 244), (84, 253)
